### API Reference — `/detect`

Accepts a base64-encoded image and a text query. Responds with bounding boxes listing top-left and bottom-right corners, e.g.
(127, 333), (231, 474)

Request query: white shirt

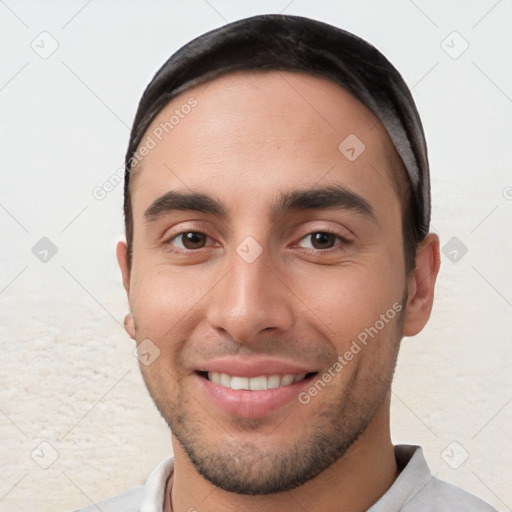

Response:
(72, 445), (497, 511)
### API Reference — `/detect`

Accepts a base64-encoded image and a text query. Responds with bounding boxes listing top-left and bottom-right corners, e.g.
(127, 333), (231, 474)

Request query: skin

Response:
(116, 70), (440, 512)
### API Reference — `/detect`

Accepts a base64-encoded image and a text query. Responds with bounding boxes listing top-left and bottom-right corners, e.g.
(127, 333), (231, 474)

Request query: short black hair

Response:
(123, 14), (430, 272)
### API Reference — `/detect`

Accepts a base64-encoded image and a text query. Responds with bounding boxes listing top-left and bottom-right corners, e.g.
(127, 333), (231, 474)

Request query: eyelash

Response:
(162, 229), (351, 254)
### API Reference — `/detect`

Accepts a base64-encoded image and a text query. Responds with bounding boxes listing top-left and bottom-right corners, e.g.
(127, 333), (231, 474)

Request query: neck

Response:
(167, 401), (397, 512)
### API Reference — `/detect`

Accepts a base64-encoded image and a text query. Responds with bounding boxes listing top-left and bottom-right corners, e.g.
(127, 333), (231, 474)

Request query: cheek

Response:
(292, 261), (405, 346)
(129, 264), (211, 342)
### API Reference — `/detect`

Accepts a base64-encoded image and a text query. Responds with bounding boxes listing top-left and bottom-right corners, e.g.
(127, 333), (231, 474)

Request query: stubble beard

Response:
(140, 306), (404, 495)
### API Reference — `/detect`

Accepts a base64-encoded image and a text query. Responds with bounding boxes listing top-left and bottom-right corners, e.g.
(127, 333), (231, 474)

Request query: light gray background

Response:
(1, 1), (511, 511)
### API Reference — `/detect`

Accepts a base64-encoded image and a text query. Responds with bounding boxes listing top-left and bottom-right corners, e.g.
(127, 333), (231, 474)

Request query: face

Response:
(118, 71), (423, 494)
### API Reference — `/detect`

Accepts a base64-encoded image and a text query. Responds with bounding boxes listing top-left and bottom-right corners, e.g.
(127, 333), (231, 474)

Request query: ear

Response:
(116, 240), (136, 340)
(402, 233), (441, 337)
(116, 240), (131, 294)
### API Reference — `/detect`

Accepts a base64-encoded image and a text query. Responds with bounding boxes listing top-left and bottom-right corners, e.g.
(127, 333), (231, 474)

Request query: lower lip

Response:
(196, 374), (313, 418)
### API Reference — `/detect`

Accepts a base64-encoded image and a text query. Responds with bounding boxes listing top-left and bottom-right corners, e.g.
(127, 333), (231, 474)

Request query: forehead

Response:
(129, 70), (401, 212)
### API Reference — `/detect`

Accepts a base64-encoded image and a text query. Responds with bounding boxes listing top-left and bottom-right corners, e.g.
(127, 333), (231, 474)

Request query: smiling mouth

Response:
(199, 371), (318, 391)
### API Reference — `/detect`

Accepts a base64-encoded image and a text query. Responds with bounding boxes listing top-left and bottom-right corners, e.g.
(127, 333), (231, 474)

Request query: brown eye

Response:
(172, 232), (208, 250)
(298, 232), (340, 250)
(310, 232), (337, 249)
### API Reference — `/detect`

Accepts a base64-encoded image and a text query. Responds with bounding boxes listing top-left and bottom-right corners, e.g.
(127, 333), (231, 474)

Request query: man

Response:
(76, 14), (496, 512)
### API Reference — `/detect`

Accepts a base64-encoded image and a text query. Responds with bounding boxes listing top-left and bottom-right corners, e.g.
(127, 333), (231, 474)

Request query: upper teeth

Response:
(207, 372), (306, 390)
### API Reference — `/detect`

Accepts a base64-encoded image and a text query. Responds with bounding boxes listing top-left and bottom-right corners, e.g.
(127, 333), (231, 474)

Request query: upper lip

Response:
(197, 357), (317, 378)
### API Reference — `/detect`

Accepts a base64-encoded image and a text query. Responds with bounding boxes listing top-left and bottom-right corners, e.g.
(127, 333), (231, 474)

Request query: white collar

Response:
(139, 456), (174, 512)
(138, 446), (427, 512)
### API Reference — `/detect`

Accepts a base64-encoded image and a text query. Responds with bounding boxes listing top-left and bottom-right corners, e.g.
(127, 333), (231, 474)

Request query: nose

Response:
(206, 245), (295, 344)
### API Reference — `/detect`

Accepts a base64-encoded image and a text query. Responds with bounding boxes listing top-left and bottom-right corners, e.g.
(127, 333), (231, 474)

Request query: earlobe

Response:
(124, 311), (136, 339)
(402, 233), (441, 337)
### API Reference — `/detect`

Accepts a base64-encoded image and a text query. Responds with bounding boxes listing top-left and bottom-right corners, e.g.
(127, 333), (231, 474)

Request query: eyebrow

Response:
(143, 185), (376, 224)
(144, 191), (226, 222)
(270, 185), (376, 223)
